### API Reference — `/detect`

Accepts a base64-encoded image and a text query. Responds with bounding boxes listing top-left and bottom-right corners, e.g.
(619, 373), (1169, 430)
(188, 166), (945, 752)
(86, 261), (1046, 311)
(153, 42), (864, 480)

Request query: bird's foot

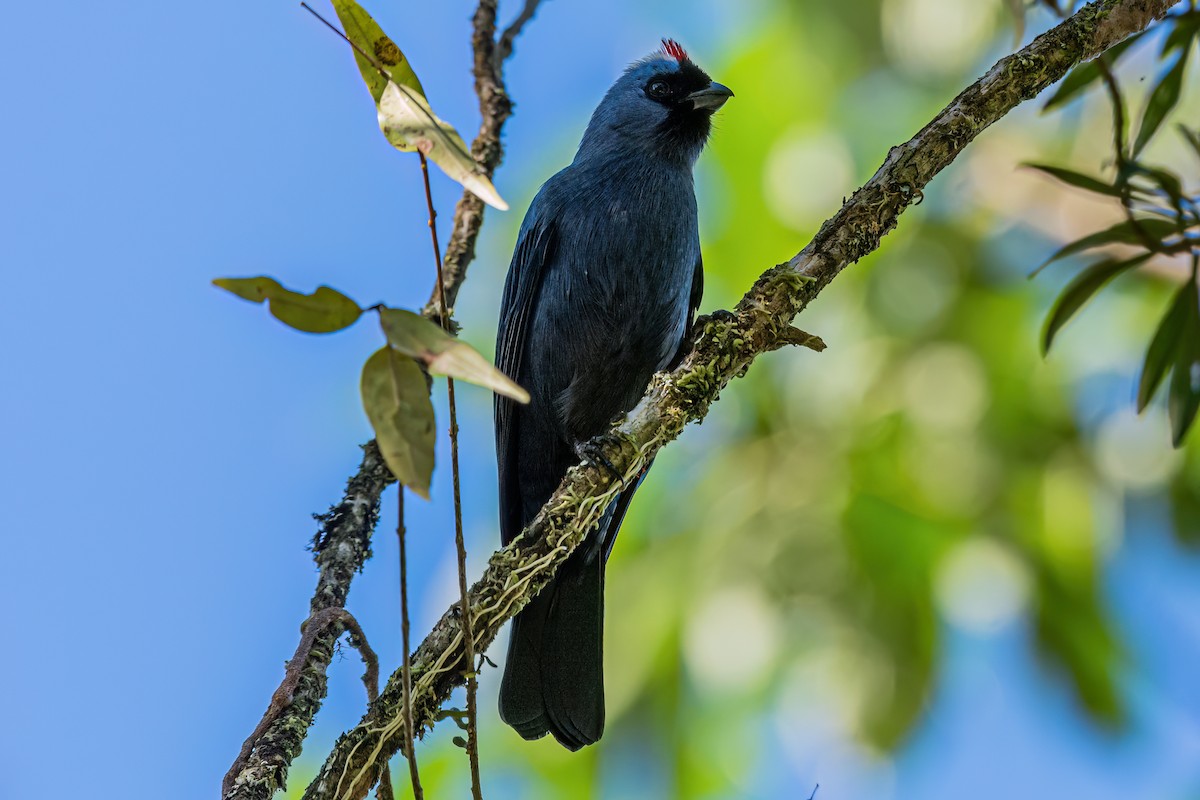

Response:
(574, 437), (626, 489)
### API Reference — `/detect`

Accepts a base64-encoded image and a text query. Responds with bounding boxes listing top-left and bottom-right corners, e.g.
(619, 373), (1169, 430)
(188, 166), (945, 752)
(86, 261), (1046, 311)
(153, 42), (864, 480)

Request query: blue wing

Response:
(495, 210), (559, 546)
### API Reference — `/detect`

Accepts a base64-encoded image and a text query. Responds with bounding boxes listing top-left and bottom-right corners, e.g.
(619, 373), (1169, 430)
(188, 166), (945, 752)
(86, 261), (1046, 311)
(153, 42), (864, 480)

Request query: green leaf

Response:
(327, 0), (507, 210)
(376, 81), (508, 210)
(1132, 45), (1191, 157)
(1162, 11), (1200, 55)
(1024, 163), (1122, 197)
(1129, 164), (1187, 214)
(1138, 281), (1195, 411)
(378, 308), (530, 403)
(1005, 0), (1025, 48)
(1042, 34), (1142, 111)
(1167, 282), (1200, 445)
(1042, 254), (1152, 354)
(1034, 218), (1176, 275)
(360, 347), (436, 498)
(213, 277), (362, 333)
(1179, 124), (1200, 165)
(330, 0), (424, 101)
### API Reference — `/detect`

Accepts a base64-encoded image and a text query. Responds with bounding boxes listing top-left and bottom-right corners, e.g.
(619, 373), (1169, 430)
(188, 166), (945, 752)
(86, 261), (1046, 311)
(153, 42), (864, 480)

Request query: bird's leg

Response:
(574, 437), (626, 489)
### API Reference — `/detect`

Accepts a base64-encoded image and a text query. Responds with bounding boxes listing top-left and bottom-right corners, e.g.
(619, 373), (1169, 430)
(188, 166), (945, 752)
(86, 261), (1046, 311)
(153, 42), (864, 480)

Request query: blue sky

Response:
(3, 2), (1198, 799)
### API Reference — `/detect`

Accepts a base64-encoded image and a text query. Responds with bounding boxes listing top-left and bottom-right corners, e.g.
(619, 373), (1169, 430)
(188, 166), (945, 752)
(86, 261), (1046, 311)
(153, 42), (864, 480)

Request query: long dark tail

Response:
(498, 481), (642, 749)
(499, 548), (605, 750)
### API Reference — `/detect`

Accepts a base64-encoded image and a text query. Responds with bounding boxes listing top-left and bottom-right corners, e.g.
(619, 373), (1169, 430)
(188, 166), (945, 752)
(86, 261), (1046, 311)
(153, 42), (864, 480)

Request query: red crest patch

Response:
(661, 38), (688, 62)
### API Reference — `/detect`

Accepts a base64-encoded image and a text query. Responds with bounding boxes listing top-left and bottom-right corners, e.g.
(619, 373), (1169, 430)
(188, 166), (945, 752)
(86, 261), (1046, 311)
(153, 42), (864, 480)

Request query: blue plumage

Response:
(494, 40), (732, 749)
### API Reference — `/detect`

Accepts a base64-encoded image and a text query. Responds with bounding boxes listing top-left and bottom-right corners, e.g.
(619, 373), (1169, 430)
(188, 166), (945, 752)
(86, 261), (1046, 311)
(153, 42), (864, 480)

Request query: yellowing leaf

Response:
(331, 0), (424, 101)
(213, 277), (362, 333)
(378, 307), (530, 403)
(361, 347), (436, 498)
(376, 81), (508, 210)
(325, 0), (507, 210)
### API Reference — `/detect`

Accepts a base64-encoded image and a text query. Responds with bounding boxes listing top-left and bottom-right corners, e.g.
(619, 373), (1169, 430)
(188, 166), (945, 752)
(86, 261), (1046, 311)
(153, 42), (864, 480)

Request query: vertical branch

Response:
(419, 152), (484, 800)
(396, 488), (423, 800)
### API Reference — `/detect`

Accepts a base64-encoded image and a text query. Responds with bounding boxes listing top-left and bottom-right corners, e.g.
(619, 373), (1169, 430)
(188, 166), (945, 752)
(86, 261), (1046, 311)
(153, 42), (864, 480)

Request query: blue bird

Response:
(494, 39), (732, 750)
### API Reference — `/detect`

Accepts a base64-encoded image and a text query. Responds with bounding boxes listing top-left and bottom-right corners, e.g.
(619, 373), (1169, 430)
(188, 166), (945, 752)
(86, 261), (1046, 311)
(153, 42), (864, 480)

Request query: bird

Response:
(493, 38), (732, 750)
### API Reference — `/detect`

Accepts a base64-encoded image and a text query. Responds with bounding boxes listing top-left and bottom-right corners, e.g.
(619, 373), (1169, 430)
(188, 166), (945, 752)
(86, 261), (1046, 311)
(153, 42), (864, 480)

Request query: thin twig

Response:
(396, 488), (423, 800)
(225, 608), (382, 797)
(303, 4), (1183, 797)
(422, 0), (541, 323)
(495, 0), (544, 67)
(419, 150), (484, 800)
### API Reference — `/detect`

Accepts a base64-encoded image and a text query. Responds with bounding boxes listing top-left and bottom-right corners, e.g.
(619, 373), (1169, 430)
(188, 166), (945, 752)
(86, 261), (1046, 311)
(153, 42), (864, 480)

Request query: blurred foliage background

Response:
(277, 0), (1200, 797)
(5, 0), (1193, 797)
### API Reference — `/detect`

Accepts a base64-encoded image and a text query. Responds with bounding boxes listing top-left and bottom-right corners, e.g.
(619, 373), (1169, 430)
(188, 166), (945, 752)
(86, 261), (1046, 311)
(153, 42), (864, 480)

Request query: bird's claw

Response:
(575, 438), (626, 489)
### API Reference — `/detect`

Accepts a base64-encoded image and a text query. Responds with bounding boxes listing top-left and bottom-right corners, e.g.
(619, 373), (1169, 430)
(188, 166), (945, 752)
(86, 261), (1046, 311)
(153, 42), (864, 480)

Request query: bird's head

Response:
(577, 39), (733, 167)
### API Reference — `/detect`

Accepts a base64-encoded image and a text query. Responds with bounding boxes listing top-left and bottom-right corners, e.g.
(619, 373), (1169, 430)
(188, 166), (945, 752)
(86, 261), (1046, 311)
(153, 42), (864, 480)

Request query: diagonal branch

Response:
(302, 1), (1181, 798)
(221, 3), (543, 797)
(495, 0), (544, 67)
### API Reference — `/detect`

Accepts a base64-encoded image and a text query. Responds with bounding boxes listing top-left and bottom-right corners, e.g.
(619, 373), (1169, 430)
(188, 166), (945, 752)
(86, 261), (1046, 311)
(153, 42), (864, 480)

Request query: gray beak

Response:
(686, 82), (734, 111)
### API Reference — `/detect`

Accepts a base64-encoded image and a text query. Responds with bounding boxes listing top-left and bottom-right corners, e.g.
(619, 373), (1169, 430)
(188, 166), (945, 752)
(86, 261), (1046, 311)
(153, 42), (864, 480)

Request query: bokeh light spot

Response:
(684, 585), (781, 691)
(1095, 409), (1183, 491)
(881, 0), (994, 77)
(902, 343), (990, 431)
(935, 537), (1031, 633)
(763, 127), (854, 228)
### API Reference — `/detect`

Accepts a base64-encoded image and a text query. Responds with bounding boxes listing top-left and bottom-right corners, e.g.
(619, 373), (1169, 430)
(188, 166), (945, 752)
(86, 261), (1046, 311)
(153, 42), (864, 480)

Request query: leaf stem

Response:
(419, 151), (483, 800)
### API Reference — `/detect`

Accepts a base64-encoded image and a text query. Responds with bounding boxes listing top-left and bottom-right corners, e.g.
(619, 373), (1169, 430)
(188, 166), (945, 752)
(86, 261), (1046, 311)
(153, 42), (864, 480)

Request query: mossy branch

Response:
(302, 1), (1182, 798)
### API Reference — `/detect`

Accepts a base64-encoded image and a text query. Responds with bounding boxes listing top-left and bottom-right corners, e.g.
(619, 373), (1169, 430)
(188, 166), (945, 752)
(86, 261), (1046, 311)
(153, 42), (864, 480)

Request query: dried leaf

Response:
(1042, 254), (1152, 354)
(360, 347), (436, 498)
(213, 277), (362, 333)
(378, 308), (530, 403)
(326, 0), (507, 209)
(376, 81), (508, 210)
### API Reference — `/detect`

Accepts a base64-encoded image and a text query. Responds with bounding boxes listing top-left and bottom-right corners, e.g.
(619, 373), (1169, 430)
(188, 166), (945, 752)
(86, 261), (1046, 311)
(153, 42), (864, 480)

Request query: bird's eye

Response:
(647, 80), (670, 100)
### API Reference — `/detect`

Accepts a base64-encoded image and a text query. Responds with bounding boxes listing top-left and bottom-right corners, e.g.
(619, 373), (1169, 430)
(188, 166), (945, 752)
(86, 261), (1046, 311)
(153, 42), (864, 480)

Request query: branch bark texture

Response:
(225, 444), (392, 800)
(222, 2), (542, 796)
(303, 2), (1180, 798)
(423, 0), (538, 323)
